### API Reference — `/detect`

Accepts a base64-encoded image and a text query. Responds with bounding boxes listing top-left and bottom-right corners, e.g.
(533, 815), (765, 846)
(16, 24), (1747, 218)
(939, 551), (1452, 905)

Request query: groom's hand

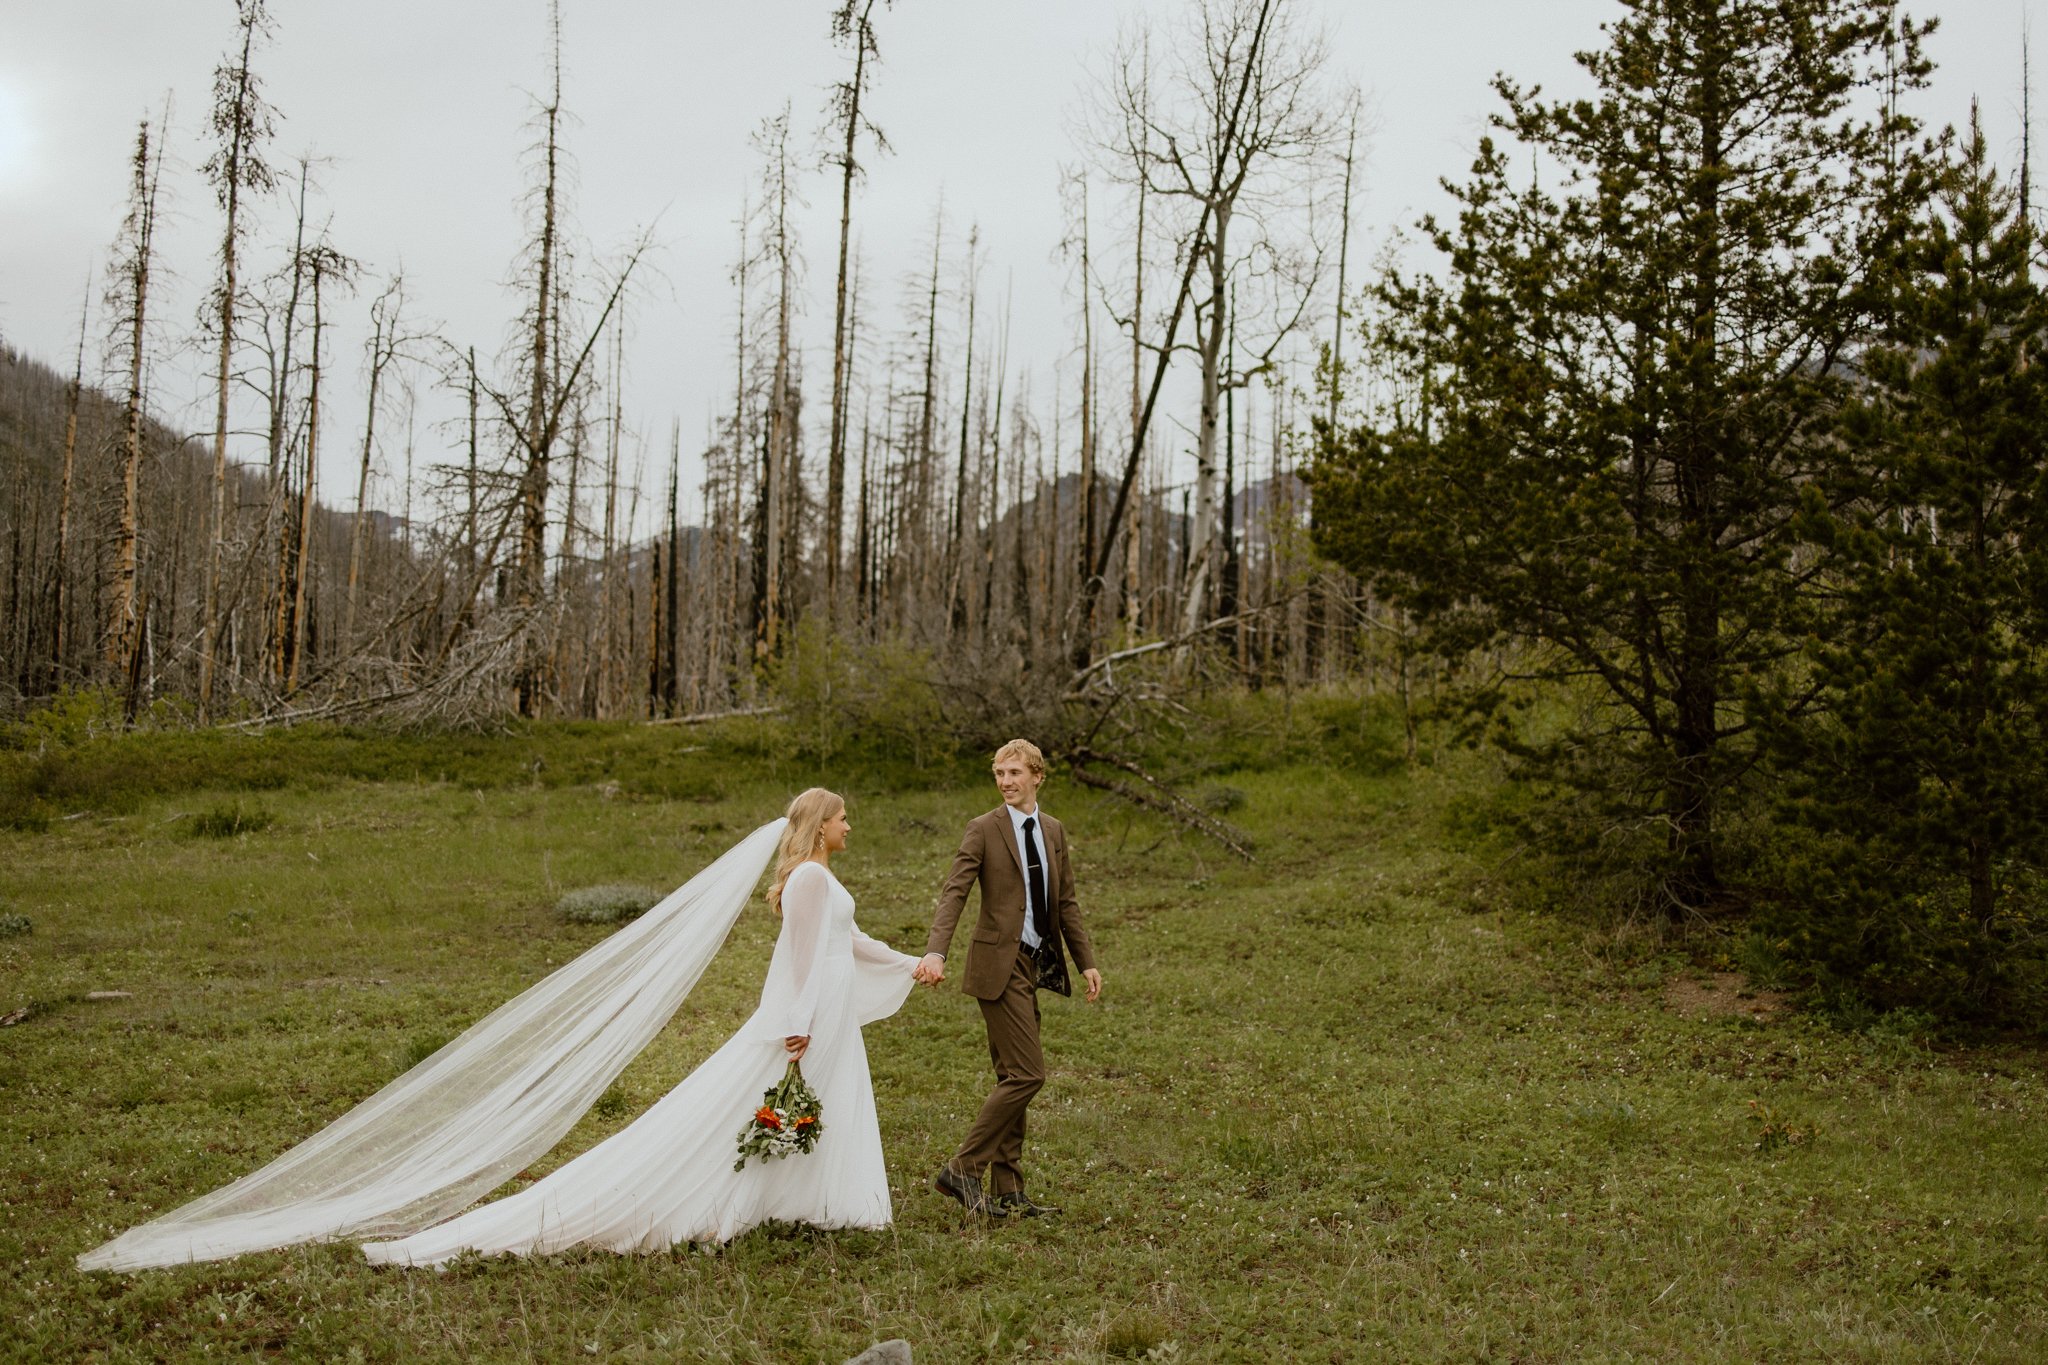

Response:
(914, 953), (946, 987)
(1082, 968), (1102, 1003)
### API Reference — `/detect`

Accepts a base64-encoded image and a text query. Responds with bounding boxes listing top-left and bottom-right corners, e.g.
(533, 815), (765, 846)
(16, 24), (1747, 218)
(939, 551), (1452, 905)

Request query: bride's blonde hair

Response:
(768, 787), (844, 914)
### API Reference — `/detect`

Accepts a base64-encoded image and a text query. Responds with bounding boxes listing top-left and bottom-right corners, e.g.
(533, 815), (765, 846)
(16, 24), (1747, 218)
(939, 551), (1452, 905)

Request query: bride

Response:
(78, 788), (923, 1272)
(365, 787), (920, 1264)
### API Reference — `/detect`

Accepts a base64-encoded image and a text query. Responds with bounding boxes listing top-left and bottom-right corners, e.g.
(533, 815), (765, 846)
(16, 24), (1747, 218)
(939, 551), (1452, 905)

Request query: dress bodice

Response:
(752, 861), (916, 1045)
(806, 864), (856, 942)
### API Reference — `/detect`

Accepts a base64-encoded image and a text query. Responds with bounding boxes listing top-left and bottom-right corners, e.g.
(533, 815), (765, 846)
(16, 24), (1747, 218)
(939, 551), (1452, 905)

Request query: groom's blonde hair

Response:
(991, 738), (1046, 778)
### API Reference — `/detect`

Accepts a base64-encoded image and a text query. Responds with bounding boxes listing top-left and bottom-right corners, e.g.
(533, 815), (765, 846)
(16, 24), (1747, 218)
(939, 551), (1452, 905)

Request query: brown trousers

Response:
(953, 945), (1045, 1195)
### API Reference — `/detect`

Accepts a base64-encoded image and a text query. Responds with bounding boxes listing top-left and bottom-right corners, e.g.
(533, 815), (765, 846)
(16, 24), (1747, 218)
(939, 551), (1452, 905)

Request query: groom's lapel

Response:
(992, 806), (1026, 881)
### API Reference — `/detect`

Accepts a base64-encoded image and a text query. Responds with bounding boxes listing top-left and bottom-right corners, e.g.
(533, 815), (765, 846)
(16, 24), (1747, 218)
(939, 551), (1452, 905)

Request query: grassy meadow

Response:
(1, 702), (2044, 1362)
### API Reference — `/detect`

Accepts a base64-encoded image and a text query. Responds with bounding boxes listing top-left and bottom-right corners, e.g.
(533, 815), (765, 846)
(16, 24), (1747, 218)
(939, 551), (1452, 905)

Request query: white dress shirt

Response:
(1006, 802), (1048, 951)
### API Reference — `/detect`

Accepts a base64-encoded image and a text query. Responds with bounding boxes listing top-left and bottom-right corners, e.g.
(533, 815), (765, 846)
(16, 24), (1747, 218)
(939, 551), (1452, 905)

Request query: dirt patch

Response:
(1665, 971), (1790, 1022)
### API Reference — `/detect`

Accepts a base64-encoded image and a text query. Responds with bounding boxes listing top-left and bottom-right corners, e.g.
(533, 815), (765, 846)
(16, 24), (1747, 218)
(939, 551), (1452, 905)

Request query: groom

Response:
(915, 738), (1102, 1217)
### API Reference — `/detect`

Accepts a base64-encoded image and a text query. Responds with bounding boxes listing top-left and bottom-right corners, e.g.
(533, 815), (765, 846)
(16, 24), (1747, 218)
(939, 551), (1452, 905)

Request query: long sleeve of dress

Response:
(849, 923), (918, 1026)
(851, 925), (914, 968)
(752, 864), (833, 1042)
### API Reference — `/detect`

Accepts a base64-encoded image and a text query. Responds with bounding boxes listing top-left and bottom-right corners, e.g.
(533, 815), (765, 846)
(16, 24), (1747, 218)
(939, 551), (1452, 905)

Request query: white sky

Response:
(0, 1), (2033, 542)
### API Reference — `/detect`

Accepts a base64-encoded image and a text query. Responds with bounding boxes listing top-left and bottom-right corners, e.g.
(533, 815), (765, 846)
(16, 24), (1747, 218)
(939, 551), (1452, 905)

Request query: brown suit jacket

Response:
(926, 806), (1098, 1001)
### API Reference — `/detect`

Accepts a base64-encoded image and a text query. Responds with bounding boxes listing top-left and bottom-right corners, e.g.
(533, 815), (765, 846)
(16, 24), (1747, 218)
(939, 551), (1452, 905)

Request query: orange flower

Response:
(795, 1115), (817, 1129)
(755, 1106), (782, 1130)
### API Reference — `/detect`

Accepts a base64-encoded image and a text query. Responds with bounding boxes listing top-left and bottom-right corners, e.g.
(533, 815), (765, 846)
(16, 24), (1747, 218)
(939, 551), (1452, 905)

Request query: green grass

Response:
(1, 709), (2044, 1361)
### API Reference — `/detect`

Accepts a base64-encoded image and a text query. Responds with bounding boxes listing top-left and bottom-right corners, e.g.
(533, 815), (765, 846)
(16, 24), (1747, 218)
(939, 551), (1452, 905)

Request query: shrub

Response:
(0, 912), (31, 938)
(0, 687), (128, 750)
(1104, 1311), (1174, 1359)
(1745, 1099), (1819, 1153)
(768, 619), (953, 770)
(0, 786), (52, 831)
(556, 884), (664, 925)
(189, 803), (273, 838)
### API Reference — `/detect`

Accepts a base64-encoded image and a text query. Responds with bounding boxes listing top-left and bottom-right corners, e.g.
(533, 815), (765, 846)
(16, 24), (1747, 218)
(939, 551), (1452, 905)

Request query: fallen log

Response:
(1067, 746), (1256, 863)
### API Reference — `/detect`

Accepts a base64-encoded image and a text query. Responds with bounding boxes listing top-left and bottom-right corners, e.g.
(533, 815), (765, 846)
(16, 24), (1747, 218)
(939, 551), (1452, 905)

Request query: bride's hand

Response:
(784, 1035), (809, 1062)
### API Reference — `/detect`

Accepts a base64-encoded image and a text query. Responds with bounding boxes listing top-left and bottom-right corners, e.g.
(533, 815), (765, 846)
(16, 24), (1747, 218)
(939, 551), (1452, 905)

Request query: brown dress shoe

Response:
(992, 1189), (1061, 1218)
(934, 1163), (990, 1214)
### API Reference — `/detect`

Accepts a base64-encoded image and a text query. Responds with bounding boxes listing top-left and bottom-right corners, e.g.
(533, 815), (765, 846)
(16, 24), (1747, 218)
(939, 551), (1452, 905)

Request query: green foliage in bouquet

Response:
(732, 1061), (824, 1172)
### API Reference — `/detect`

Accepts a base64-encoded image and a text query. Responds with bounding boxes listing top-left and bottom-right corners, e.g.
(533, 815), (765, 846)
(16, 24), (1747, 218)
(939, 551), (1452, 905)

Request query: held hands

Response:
(911, 954), (1095, 999)
(784, 1034), (809, 1062)
(909, 952), (1095, 1000)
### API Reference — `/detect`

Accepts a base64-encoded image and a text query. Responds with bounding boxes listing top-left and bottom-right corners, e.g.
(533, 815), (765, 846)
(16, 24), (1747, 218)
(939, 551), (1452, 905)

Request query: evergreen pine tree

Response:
(1774, 116), (2048, 1020)
(1311, 0), (1932, 912)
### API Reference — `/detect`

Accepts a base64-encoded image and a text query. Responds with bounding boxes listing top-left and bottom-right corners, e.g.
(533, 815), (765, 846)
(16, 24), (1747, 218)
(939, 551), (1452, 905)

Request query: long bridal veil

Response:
(78, 818), (789, 1272)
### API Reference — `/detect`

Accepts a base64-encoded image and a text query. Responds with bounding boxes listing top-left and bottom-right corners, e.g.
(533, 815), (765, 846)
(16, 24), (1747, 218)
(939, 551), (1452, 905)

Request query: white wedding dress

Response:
(77, 823), (919, 1273)
(361, 860), (917, 1265)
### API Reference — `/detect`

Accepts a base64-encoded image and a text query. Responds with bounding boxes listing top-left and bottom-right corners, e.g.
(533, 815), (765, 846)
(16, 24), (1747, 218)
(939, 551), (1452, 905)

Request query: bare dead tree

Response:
(245, 160), (315, 689)
(982, 284), (1013, 637)
(1057, 168), (1103, 648)
(287, 237), (357, 693)
(514, 2), (566, 718)
(1125, 35), (1151, 638)
(946, 225), (981, 629)
(105, 110), (169, 681)
(725, 192), (756, 698)
(465, 346), (480, 588)
(1124, 0), (1339, 646)
(50, 275), (90, 686)
(752, 107), (803, 662)
(855, 389), (874, 627)
(664, 423), (681, 714)
(840, 251), (866, 631)
(824, 0), (889, 616)
(4, 385), (28, 694)
(597, 313), (623, 715)
(198, 0), (279, 718)
(1325, 94), (1361, 435)
(452, 235), (649, 673)
(344, 272), (426, 654)
(1083, 0), (1342, 664)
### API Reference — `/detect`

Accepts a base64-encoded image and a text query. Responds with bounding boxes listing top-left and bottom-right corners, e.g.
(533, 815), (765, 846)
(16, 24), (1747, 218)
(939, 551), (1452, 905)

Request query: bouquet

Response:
(733, 1060), (825, 1172)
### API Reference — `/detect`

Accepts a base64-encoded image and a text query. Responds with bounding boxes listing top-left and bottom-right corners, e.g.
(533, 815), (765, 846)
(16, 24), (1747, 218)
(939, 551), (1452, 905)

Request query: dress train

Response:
(362, 861), (915, 1265)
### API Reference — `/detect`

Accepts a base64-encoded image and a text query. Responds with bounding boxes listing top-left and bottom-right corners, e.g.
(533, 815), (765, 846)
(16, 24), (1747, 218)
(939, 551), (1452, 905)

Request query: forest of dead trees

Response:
(0, 0), (1389, 736)
(13, 0), (2046, 1017)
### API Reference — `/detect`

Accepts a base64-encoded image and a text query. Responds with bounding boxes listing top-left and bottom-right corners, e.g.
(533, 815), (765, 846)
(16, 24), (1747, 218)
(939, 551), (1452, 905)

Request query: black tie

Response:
(1021, 816), (1050, 944)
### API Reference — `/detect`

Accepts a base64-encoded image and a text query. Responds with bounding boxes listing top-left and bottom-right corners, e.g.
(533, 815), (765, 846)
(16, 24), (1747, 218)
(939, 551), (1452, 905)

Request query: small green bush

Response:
(768, 618), (954, 770)
(0, 687), (128, 750)
(1745, 1098), (1820, 1153)
(556, 883), (664, 925)
(1862, 1006), (1940, 1062)
(0, 792), (51, 833)
(1104, 1311), (1174, 1359)
(0, 912), (31, 938)
(189, 802), (273, 838)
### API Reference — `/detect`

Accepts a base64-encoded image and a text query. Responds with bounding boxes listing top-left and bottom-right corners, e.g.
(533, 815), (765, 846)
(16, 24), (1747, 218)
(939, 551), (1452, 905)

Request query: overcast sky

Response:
(1, 1), (2034, 540)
